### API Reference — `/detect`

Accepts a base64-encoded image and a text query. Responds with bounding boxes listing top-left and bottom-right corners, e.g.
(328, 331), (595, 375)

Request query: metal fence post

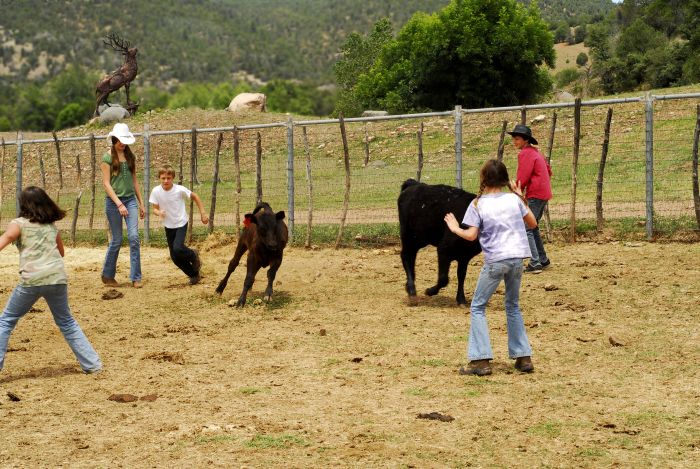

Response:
(454, 105), (463, 189)
(645, 94), (654, 240)
(15, 131), (22, 216)
(143, 124), (151, 244)
(286, 115), (295, 239)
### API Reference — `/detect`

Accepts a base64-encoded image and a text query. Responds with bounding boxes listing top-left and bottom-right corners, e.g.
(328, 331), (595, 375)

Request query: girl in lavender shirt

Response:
(444, 159), (537, 376)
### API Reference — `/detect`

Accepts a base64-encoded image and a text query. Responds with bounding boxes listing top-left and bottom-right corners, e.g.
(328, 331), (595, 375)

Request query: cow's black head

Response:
(247, 203), (286, 250)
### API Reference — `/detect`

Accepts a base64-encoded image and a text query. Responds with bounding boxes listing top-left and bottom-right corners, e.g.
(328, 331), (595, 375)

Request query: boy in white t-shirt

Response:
(149, 165), (209, 285)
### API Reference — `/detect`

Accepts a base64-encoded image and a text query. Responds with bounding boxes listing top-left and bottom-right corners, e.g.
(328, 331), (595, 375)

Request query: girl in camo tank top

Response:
(0, 186), (101, 373)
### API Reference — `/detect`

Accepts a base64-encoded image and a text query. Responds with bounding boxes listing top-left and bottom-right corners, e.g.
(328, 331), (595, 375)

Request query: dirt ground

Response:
(0, 240), (698, 468)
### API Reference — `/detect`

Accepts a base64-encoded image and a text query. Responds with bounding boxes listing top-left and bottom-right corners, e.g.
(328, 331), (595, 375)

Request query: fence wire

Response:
(1, 93), (699, 245)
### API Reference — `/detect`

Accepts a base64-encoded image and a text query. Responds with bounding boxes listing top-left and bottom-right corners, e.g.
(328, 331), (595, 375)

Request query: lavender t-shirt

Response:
(462, 192), (531, 264)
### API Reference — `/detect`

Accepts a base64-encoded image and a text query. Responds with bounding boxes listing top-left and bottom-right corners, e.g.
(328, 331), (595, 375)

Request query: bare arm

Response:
(0, 222), (20, 252)
(101, 162), (129, 218)
(151, 203), (165, 219)
(56, 233), (65, 257)
(132, 170), (145, 219)
(510, 180), (537, 229)
(190, 192), (209, 225)
(444, 213), (479, 241)
(523, 209), (537, 229)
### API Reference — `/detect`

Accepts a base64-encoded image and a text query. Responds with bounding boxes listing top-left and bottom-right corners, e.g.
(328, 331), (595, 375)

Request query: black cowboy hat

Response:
(507, 124), (538, 145)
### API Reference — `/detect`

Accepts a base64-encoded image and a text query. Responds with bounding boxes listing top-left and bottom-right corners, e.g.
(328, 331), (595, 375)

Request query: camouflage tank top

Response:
(11, 217), (67, 286)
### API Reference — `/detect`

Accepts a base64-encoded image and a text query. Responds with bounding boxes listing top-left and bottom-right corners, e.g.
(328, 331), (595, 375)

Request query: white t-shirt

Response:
(462, 192), (531, 264)
(149, 184), (192, 229)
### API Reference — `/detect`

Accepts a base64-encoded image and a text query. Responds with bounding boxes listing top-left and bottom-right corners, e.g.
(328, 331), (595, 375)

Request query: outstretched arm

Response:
(0, 222), (20, 252)
(56, 233), (65, 257)
(444, 213), (479, 241)
(190, 192), (209, 225)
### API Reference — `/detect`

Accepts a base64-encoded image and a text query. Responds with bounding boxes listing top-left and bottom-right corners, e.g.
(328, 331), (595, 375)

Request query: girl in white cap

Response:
(101, 123), (146, 288)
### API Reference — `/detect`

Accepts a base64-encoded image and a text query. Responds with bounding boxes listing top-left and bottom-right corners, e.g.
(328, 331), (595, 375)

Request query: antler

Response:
(103, 33), (131, 52)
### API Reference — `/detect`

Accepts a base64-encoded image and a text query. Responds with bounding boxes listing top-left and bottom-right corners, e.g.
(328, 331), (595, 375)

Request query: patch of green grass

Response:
(578, 448), (607, 458)
(404, 387), (434, 397)
(245, 434), (309, 449)
(527, 421), (562, 437)
(194, 434), (236, 445)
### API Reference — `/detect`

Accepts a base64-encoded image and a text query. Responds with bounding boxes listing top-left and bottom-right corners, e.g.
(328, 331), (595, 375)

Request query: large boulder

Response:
(553, 91), (575, 102)
(227, 93), (267, 112)
(98, 104), (130, 124)
(362, 110), (388, 117)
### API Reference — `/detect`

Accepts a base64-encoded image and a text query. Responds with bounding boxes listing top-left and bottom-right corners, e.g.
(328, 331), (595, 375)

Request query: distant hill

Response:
(1, 0), (613, 87)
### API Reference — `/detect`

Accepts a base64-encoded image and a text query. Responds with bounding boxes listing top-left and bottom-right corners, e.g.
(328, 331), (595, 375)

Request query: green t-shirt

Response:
(102, 152), (135, 198)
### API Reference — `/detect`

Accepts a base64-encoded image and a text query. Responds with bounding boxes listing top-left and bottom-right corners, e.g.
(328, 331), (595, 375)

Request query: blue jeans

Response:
(526, 198), (549, 267)
(103, 196), (141, 281)
(0, 284), (102, 372)
(165, 224), (197, 278)
(468, 258), (532, 361)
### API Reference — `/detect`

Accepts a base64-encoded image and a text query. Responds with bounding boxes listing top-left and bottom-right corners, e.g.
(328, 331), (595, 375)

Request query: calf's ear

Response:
(275, 211), (286, 220)
(244, 213), (257, 225)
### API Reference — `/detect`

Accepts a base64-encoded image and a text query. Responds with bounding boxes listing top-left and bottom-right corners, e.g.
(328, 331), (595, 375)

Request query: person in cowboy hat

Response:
(100, 123), (146, 288)
(507, 124), (552, 274)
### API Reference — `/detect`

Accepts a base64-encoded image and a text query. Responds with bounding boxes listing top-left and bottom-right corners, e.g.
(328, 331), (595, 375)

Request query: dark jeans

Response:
(526, 198), (549, 267)
(165, 224), (197, 278)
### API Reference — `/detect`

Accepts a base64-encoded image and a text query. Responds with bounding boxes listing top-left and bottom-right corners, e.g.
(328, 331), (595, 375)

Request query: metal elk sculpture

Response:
(94, 33), (138, 116)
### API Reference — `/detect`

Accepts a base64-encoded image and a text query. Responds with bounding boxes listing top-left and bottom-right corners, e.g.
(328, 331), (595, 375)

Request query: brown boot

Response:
(459, 359), (492, 376)
(101, 276), (119, 287)
(514, 356), (534, 373)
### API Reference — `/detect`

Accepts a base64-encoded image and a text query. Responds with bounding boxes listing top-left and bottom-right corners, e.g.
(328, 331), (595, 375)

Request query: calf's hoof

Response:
(425, 286), (440, 296)
(405, 284), (417, 296)
(263, 294), (272, 303)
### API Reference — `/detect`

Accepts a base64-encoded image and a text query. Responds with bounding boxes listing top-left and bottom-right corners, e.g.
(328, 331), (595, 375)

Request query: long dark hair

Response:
(18, 186), (66, 223)
(110, 136), (136, 175)
(474, 159), (525, 207)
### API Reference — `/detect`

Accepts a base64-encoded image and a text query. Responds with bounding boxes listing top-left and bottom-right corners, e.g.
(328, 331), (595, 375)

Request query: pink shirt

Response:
(516, 146), (552, 201)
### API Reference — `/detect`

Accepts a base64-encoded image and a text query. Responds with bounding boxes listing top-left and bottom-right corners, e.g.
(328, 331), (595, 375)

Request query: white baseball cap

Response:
(108, 123), (135, 145)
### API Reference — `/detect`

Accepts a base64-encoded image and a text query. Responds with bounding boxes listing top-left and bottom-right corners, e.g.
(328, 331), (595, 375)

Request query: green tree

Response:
(353, 0), (554, 113)
(333, 18), (393, 116)
(54, 103), (85, 130)
(576, 52), (589, 67)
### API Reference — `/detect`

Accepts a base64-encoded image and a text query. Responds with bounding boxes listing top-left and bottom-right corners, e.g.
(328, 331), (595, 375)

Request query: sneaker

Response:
(514, 356), (534, 373)
(541, 259), (551, 269)
(525, 264), (543, 274)
(191, 249), (202, 273)
(189, 274), (201, 286)
(101, 276), (119, 287)
(84, 367), (102, 375)
(458, 359), (492, 376)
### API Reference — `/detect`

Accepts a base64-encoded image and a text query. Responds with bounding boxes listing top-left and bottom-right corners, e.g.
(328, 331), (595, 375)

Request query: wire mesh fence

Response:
(1, 92), (699, 246)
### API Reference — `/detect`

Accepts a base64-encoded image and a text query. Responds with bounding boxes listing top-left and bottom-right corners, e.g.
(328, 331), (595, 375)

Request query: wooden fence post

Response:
(692, 104), (700, 230)
(416, 122), (424, 181)
(645, 93), (654, 240)
(233, 127), (242, 238)
(89, 134), (96, 230)
(570, 98), (581, 242)
(497, 120), (507, 161)
(335, 113), (351, 249)
(363, 123), (370, 167)
(39, 149), (46, 189)
(302, 126), (313, 248)
(178, 133), (185, 185)
(256, 132), (263, 205)
(16, 131), (22, 216)
(188, 126), (196, 243)
(0, 137), (4, 224)
(596, 108), (613, 232)
(51, 131), (63, 190)
(71, 191), (83, 246)
(208, 132), (223, 234)
(75, 137), (82, 186)
(521, 106), (527, 125)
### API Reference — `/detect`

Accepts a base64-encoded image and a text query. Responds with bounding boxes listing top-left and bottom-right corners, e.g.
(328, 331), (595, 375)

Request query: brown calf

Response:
(215, 203), (288, 307)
